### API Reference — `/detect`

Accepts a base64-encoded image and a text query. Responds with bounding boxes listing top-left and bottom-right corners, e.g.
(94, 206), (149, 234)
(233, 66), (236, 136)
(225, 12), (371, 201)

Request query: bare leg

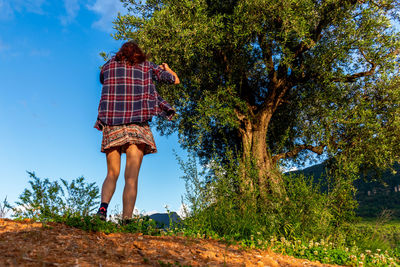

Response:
(122, 143), (145, 219)
(101, 147), (121, 204)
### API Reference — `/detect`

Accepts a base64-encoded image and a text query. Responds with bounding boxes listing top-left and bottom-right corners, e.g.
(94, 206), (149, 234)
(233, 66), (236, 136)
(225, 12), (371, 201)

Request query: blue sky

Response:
(0, 0), (188, 216)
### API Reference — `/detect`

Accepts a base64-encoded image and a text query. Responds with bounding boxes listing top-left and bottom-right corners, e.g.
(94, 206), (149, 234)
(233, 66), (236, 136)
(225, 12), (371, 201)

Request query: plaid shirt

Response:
(94, 57), (176, 131)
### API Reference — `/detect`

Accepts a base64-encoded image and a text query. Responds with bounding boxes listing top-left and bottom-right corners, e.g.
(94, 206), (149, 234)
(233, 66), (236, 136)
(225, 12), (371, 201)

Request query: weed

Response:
(9, 172), (99, 221)
(0, 197), (11, 218)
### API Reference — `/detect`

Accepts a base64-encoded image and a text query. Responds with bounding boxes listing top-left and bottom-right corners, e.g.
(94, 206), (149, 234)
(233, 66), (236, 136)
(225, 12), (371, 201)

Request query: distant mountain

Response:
(290, 163), (327, 185)
(290, 162), (400, 218)
(149, 212), (182, 229)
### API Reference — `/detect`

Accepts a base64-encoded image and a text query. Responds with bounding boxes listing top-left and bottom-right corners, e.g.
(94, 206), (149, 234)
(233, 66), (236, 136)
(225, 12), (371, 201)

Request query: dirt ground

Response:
(0, 219), (339, 266)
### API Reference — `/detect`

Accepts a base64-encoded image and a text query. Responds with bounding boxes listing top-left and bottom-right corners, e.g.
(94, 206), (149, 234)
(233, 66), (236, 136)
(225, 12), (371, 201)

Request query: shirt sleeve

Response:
(100, 69), (104, 84)
(154, 91), (176, 120)
(100, 58), (113, 84)
(149, 62), (176, 84)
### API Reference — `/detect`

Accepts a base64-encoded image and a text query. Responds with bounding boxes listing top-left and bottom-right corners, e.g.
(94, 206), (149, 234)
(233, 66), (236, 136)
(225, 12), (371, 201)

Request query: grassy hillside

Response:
(291, 163), (400, 218)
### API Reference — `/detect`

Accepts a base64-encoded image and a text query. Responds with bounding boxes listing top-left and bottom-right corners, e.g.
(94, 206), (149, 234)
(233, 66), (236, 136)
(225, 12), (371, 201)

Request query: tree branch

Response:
(272, 144), (325, 164)
(258, 34), (277, 83)
(332, 49), (377, 82)
(292, 0), (358, 59)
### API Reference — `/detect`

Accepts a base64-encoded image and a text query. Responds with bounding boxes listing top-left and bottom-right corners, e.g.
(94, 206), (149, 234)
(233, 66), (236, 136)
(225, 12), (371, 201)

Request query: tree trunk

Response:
(240, 113), (284, 202)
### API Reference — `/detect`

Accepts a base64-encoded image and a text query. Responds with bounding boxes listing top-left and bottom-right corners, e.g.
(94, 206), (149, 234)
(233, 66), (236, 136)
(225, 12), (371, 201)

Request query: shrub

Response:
(10, 171), (99, 221)
(177, 153), (347, 242)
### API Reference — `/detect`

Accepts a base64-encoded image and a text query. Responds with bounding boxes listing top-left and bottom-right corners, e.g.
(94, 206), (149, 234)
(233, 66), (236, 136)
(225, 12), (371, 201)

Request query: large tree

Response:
(112, 0), (400, 196)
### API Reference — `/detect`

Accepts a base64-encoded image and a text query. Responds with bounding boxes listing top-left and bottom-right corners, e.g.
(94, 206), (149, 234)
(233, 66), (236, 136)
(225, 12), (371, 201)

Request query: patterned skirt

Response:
(101, 122), (157, 155)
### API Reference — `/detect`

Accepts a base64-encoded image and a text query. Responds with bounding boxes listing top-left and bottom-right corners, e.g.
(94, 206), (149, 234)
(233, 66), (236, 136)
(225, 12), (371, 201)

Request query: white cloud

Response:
(0, 0), (126, 30)
(143, 210), (159, 216)
(0, 0), (15, 20)
(87, 0), (125, 32)
(0, 0), (46, 20)
(280, 165), (299, 173)
(13, 0), (46, 14)
(60, 0), (80, 25)
(177, 203), (189, 219)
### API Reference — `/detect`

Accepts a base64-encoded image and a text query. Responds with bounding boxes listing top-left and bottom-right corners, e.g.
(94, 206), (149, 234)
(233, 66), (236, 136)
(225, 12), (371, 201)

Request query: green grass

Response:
(40, 214), (399, 266)
(9, 170), (400, 266)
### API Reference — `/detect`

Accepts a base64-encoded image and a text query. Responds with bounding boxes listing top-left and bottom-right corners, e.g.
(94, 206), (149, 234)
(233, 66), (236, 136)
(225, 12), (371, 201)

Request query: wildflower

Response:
(314, 250), (318, 255)
(360, 253), (365, 260)
(376, 249), (381, 253)
(365, 250), (371, 255)
(345, 247), (349, 252)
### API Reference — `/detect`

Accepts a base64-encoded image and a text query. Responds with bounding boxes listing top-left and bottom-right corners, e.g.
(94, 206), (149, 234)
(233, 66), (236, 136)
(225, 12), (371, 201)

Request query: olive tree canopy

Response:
(112, 0), (400, 195)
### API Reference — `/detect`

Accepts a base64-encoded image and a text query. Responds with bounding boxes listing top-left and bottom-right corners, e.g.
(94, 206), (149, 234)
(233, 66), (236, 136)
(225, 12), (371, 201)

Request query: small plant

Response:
(176, 152), (342, 242)
(269, 237), (399, 266)
(60, 176), (99, 217)
(0, 197), (11, 218)
(10, 171), (100, 221)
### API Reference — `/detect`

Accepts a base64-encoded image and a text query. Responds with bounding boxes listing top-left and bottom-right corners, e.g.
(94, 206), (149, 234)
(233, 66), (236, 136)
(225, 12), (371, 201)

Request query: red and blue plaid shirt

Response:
(94, 57), (176, 131)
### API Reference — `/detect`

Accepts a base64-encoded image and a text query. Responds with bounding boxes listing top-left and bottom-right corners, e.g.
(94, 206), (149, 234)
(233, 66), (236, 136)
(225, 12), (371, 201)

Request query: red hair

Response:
(115, 41), (147, 65)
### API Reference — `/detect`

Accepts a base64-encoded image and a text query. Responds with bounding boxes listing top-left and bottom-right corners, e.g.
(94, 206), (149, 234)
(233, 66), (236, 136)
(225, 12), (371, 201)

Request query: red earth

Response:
(0, 219), (340, 266)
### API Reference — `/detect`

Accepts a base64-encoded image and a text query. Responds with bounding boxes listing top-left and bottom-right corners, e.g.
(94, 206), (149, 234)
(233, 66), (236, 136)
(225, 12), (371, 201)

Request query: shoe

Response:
(95, 207), (107, 221)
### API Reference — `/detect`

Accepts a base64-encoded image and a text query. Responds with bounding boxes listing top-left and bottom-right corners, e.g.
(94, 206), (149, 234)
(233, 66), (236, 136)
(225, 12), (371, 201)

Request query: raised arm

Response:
(159, 63), (180, 84)
(150, 62), (179, 84)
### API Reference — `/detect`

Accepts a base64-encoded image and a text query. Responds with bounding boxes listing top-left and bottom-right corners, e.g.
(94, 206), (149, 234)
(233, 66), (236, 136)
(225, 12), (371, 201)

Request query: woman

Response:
(94, 41), (180, 222)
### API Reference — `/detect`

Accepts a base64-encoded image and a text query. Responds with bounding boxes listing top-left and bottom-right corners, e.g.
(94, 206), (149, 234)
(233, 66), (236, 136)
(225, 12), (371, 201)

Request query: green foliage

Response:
(121, 215), (160, 235)
(60, 176), (99, 217)
(60, 215), (117, 234)
(175, 153), (400, 265)
(177, 153), (349, 241)
(113, 0), (400, 177)
(10, 171), (100, 221)
(294, 162), (400, 218)
(0, 197), (11, 218)
(270, 237), (399, 266)
(8, 167), (400, 265)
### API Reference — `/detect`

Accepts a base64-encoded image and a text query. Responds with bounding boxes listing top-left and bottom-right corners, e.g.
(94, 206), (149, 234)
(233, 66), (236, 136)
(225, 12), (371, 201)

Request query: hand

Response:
(159, 63), (170, 71)
(159, 63), (180, 84)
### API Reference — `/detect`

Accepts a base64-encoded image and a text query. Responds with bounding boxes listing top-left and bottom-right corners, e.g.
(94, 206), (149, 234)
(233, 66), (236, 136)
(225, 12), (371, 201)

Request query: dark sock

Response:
(98, 202), (108, 215)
